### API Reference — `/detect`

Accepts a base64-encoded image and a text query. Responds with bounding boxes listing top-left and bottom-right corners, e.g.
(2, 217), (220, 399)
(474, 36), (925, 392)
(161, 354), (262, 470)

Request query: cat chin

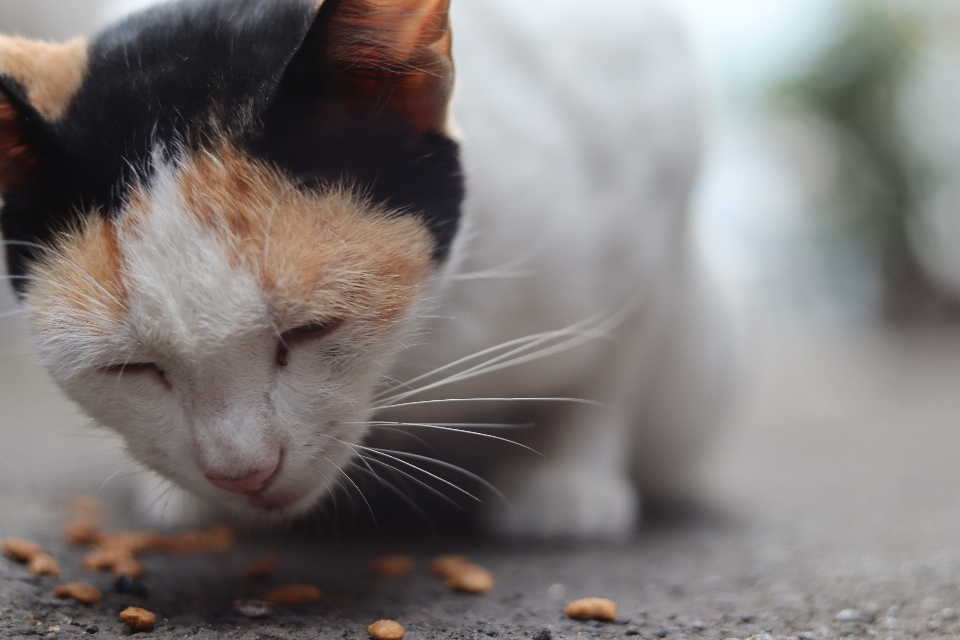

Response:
(209, 482), (331, 525)
(130, 469), (333, 529)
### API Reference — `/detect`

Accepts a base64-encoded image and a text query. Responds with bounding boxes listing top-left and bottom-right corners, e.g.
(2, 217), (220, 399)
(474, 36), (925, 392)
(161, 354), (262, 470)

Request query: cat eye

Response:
(102, 362), (169, 385)
(276, 319), (343, 367)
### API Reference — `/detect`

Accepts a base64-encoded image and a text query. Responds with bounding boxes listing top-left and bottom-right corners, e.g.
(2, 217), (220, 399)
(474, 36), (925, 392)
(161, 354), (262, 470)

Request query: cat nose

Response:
(205, 463), (279, 494)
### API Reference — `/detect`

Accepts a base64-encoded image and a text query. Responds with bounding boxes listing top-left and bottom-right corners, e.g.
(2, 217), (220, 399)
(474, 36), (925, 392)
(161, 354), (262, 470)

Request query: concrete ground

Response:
(3, 306), (960, 640)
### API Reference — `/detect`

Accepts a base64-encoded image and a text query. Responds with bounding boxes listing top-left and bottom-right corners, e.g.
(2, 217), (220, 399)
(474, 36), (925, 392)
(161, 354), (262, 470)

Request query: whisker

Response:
(368, 447), (512, 509)
(362, 421), (542, 456)
(375, 397), (607, 411)
(154, 487), (181, 523)
(359, 426), (438, 454)
(372, 316), (601, 401)
(349, 421), (534, 430)
(348, 462), (439, 533)
(374, 314), (611, 405)
(341, 439), (477, 504)
(324, 454), (378, 529)
(96, 467), (132, 495)
(0, 308), (27, 322)
(128, 475), (176, 518)
(352, 452), (465, 512)
(376, 294), (646, 407)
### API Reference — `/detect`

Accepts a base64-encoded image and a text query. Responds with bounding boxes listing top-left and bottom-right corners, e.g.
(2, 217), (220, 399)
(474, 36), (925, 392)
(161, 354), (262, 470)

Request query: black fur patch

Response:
(1, 0), (464, 292)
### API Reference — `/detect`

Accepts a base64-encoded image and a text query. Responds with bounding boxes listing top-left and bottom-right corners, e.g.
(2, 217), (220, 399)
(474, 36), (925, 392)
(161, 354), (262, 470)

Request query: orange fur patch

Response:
(175, 147), (434, 329)
(28, 216), (128, 334)
(28, 146), (432, 346)
(323, 0), (454, 133)
(0, 37), (88, 122)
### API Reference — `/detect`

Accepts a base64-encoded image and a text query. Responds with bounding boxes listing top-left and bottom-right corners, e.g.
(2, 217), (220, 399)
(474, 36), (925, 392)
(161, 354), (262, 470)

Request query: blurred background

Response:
(1, 0), (960, 540)
(670, 0), (960, 326)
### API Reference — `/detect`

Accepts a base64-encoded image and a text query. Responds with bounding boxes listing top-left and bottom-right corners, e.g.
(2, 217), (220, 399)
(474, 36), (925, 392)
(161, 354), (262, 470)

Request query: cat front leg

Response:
(480, 406), (639, 540)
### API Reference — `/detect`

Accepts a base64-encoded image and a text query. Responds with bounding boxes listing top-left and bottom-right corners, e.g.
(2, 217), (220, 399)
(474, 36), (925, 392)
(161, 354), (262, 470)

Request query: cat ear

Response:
(0, 37), (87, 195)
(304, 0), (454, 133)
(0, 86), (42, 196)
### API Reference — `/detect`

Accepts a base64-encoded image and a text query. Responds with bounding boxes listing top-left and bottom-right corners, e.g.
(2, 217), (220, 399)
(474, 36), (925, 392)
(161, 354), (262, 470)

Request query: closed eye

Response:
(101, 362), (170, 387)
(276, 319), (343, 367)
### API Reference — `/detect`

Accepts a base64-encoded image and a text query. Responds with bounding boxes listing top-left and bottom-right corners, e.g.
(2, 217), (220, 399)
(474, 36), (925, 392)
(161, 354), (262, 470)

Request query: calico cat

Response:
(0, 0), (731, 539)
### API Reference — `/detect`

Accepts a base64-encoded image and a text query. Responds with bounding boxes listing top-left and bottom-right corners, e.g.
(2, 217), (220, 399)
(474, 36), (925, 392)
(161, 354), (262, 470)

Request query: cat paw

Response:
(481, 465), (639, 540)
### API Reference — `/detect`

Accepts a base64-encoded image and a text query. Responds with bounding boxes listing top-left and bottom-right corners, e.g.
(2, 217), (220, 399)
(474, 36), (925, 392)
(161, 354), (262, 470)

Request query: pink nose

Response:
(205, 464), (278, 494)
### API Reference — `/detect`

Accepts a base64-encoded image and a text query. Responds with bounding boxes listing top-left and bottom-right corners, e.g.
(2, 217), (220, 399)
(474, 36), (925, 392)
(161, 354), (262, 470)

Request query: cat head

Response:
(0, 0), (463, 519)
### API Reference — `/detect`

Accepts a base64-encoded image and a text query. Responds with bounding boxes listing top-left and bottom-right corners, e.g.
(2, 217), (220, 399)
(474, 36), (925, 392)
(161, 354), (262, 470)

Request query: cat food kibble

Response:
(2, 538), (43, 563)
(69, 497), (106, 523)
(244, 553), (279, 580)
(368, 620), (405, 640)
(80, 522), (232, 579)
(28, 553), (61, 577)
(54, 582), (103, 605)
(120, 606), (156, 631)
(565, 597), (618, 622)
(161, 525), (234, 553)
(445, 563), (495, 594)
(265, 584), (322, 607)
(83, 546), (146, 579)
(429, 555), (470, 578)
(83, 547), (124, 572)
(111, 552), (147, 580)
(370, 555), (416, 578)
(98, 531), (165, 554)
(64, 521), (101, 545)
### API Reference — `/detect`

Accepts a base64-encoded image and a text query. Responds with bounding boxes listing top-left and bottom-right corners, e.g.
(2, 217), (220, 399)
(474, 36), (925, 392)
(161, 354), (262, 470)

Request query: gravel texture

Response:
(3, 323), (960, 639)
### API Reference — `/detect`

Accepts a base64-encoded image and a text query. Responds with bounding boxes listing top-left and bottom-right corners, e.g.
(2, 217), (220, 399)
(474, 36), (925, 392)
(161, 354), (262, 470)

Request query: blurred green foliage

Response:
(777, 4), (955, 320)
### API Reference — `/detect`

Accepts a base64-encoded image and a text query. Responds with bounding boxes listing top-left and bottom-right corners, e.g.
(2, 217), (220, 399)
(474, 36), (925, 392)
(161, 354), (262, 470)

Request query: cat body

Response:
(0, 0), (730, 539)
(385, 0), (729, 537)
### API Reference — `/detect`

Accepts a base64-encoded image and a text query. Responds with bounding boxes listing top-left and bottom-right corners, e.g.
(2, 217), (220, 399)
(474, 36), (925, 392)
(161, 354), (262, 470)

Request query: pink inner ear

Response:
(324, 0), (454, 132)
(0, 97), (41, 195)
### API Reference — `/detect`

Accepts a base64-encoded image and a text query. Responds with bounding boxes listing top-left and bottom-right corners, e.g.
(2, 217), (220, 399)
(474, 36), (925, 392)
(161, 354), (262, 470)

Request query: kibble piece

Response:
(368, 619), (405, 640)
(565, 597), (618, 622)
(244, 553), (279, 580)
(445, 564), (495, 594)
(29, 553), (61, 577)
(120, 606), (156, 631)
(69, 497), (106, 524)
(111, 552), (147, 580)
(83, 547), (125, 572)
(429, 555), (470, 578)
(3, 538), (43, 563)
(82, 547), (146, 579)
(161, 525), (234, 554)
(98, 531), (165, 554)
(54, 582), (103, 605)
(265, 584), (322, 607)
(235, 599), (275, 619)
(370, 555), (416, 578)
(64, 521), (101, 546)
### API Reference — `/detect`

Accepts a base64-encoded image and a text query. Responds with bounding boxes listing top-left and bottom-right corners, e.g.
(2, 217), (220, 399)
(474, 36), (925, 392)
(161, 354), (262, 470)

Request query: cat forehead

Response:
(0, 0), (464, 292)
(26, 147), (434, 359)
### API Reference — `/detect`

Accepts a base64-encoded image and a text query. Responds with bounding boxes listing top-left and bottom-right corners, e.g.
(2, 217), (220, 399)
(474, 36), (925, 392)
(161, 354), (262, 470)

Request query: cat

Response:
(0, 0), (732, 539)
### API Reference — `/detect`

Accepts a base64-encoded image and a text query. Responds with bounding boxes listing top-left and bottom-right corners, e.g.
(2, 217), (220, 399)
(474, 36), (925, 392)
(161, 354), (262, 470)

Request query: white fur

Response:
(33, 0), (732, 538)
(32, 157), (421, 523)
